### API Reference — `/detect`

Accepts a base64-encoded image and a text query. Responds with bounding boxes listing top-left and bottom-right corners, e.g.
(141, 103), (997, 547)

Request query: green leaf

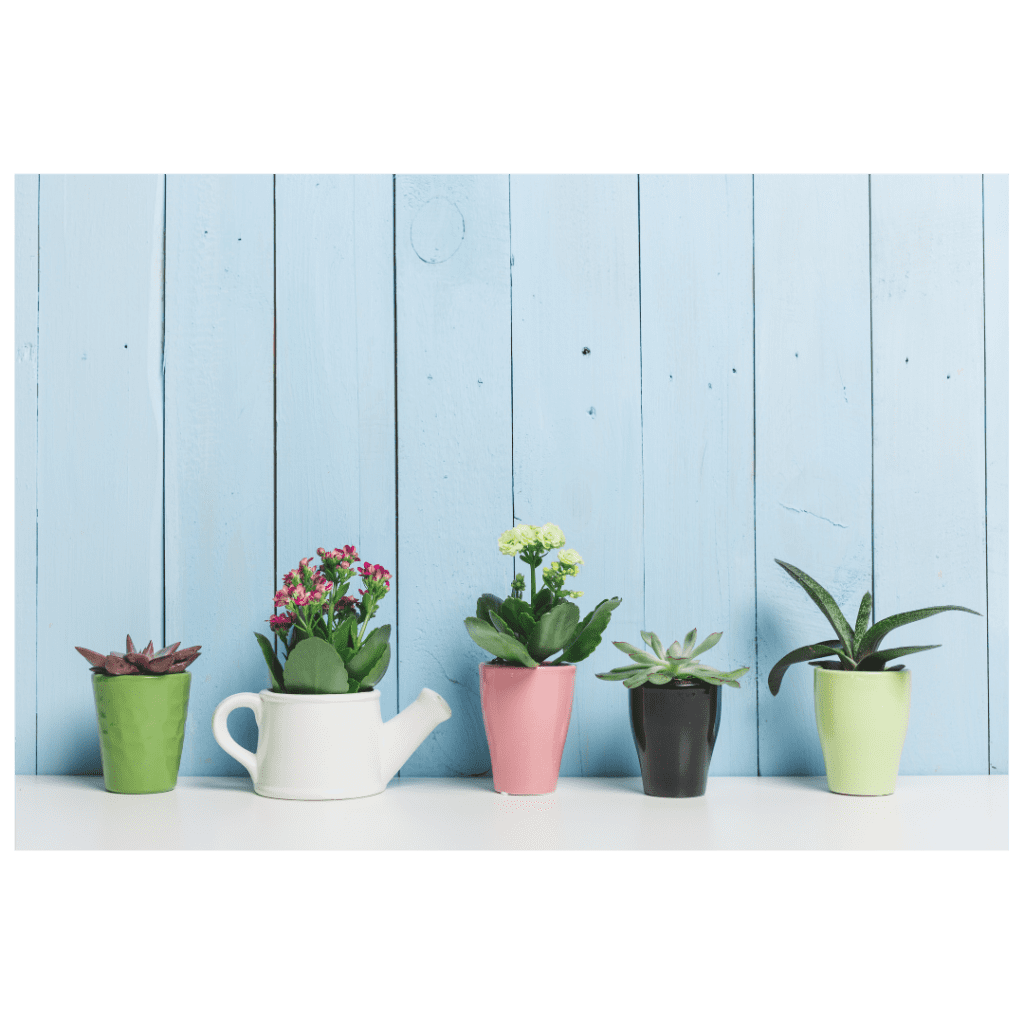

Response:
(767, 639), (844, 696)
(689, 631), (723, 659)
(641, 631), (665, 659)
(554, 597), (622, 664)
(775, 560), (855, 657)
(858, 605), (980, 657)
(646, 672), (674, 685)
(332, 616), (356, 660)
(464, 617), (538, 667)
(497, 597), (537, 639)
(595, 665), (644, 680)
(283, 637), (349, 695)
(667, 640), (684, 659)
(612, 640), (663, 666)
(681, 628), (697, 657)
(532, 588), (555, 618)
(527, 601), (581, 662)
(488, 610), (512, 634)
(622, 672), (651, 689)
(477, 593), (504, 624)
(853, 591), (872, 654)
(254, 631), (285, 691)
(312, 616), (330, 641)
(347, 624), (392, 682)
(353, 643), (391, 691)
(856, 644), (940, 671)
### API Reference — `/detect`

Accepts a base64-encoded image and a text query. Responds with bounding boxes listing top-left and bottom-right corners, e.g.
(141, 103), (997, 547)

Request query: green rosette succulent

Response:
(596, 629), (748, 688)
(767, 559), (981, 695)
(465, 523), (621, 667)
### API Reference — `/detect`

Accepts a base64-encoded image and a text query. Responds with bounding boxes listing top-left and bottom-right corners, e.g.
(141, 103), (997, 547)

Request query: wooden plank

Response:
(754, 175), (873, 775)
(275, 175), (397, 719)
(15, 175), (39, 774)
(395, 175), (512, 776)
(983, 174), (1008, 774)
(36, 176), (165, 774)
(165, 175), (275, 775)
(510, 174), (642, 776)
(639, 175), (756, 775)
(872, 175), (988, 773)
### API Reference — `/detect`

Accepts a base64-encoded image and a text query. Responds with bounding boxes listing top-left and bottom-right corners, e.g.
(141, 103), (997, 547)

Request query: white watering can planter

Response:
(212, 687), (452, 799)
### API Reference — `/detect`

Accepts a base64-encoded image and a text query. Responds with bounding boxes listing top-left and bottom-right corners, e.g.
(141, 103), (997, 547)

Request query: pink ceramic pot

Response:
(479, 663), (576, 795)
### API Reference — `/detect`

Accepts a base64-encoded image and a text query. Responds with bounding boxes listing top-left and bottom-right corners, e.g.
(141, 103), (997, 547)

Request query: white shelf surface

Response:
(15, 774), (1007, 850)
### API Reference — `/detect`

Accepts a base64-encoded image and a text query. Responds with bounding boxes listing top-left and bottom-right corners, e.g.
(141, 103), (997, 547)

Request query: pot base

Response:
(253, 784), (387, 801)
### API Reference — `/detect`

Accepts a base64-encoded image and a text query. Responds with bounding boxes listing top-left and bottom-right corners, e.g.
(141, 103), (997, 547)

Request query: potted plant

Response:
(464, 523), (621, 795)
(768, 558), (981, 796)
(212, 546), (451, 800)
(597, 629), (748, 797)
(76, 636), (202, 794)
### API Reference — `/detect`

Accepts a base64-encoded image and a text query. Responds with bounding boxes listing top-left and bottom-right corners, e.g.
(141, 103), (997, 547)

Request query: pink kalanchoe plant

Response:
(255, 544), (393, 695)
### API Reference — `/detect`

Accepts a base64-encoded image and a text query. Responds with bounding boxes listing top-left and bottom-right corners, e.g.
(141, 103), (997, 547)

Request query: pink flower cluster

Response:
(318, 545), (359, 570)
(357, 562), (392, 596)
(274, 556), (334, 608)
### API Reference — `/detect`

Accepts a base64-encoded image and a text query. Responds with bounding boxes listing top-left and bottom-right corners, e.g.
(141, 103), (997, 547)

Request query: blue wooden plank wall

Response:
(14, 174), (1008, 777)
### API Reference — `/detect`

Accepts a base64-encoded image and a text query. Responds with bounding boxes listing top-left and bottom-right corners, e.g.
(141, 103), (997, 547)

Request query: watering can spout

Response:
(379, 687), (452, 784)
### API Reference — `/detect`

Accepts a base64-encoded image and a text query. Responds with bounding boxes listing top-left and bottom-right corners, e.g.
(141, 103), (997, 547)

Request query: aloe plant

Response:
(76, 635), (201, 675)
(465, 523), (620, 667)
(596, 630), (748, 688)
(767, 559), (981, 695)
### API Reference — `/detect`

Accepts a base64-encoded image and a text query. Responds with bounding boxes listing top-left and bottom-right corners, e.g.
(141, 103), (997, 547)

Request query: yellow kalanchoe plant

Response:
(465, 523), (620, 668)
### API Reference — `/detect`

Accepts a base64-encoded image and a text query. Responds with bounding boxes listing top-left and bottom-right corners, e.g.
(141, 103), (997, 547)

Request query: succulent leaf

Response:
(254, 631), (285, 690)
(283, 637), (348, 694)
(125, 634), (136, 655)
(853, 592), (872, 650)
(346, 625), (391, 681)
(681, 628), (697, 657)
(75, 646), (107, 669)
(767, 640), (844, 696)
(641, 631), (666, 659)
(142, 641), (154, 658)
(856, 644), (940, 672)
(464, 616), (538, 667)
(476, 593), (504, 625)
(775, 560), (855, 656)
(527, 601), (580, 662)
(689, 631), (723, 659)
(667, 640), (684, 659)
(354, 643), (390, 691)
(858, 605), (980, 657)
(555, 597), (621, 664)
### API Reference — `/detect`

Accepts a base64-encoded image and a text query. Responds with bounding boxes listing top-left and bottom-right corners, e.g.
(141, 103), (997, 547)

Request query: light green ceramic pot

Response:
(92, 672), (191, 794)
(814, 667), (911, 796)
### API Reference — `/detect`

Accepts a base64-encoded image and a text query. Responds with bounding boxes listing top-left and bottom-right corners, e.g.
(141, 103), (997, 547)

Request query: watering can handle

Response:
(211, 692), (262, 783)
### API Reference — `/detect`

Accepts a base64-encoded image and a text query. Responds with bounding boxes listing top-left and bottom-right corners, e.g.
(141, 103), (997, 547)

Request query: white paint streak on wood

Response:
(275, 175), (397, 719)
(36, 176), (165, 773)
(511, 175), (643, 776)
(983, 174), (1008, 774)
(15, 175), (39, 774)
(165, 175), (275, 775)
(396, 175), (512, 776)
(754, 176), (872, 775)
(873, 175), (988, 773)
(640, 175), (757, 775)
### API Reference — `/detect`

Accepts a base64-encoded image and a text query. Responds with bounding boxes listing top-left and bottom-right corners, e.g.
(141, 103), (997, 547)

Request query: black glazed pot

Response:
(629, 680), (722, 797)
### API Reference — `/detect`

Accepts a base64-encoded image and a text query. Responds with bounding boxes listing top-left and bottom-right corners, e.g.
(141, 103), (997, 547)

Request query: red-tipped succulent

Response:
(76, 635), (202, 676)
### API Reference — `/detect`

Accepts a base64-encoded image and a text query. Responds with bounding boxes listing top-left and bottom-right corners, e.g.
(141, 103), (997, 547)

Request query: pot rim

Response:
(813, 667), (911, 680)
(479, 661), (576, 670)
(92, 671), (192, 682)
(257, 687), (381, 703)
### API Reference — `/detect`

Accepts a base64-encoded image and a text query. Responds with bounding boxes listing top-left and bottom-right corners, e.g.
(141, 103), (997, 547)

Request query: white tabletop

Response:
(15, 773), (1008, 850)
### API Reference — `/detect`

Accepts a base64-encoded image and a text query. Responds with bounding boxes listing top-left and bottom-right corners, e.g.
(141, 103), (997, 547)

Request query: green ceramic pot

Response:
(92, 672), (191, 794)
(814, 667), (911, 796)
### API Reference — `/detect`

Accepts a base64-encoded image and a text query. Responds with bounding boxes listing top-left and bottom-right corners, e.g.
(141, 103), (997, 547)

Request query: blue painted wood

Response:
(639, 175), (757, 776)
(36, 175), (166, 774)
(15, 175), (38, 774)
(984, 174), (1008, 775)
(395, 175), (512, 776)
(164, 175), (275, 775)
(275, 175), (397, 720)
(18, 173), (1006, 779)
(510, 174), (643, 776)
(872, 175), (988, 774)
(754, 175), (873, 776)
